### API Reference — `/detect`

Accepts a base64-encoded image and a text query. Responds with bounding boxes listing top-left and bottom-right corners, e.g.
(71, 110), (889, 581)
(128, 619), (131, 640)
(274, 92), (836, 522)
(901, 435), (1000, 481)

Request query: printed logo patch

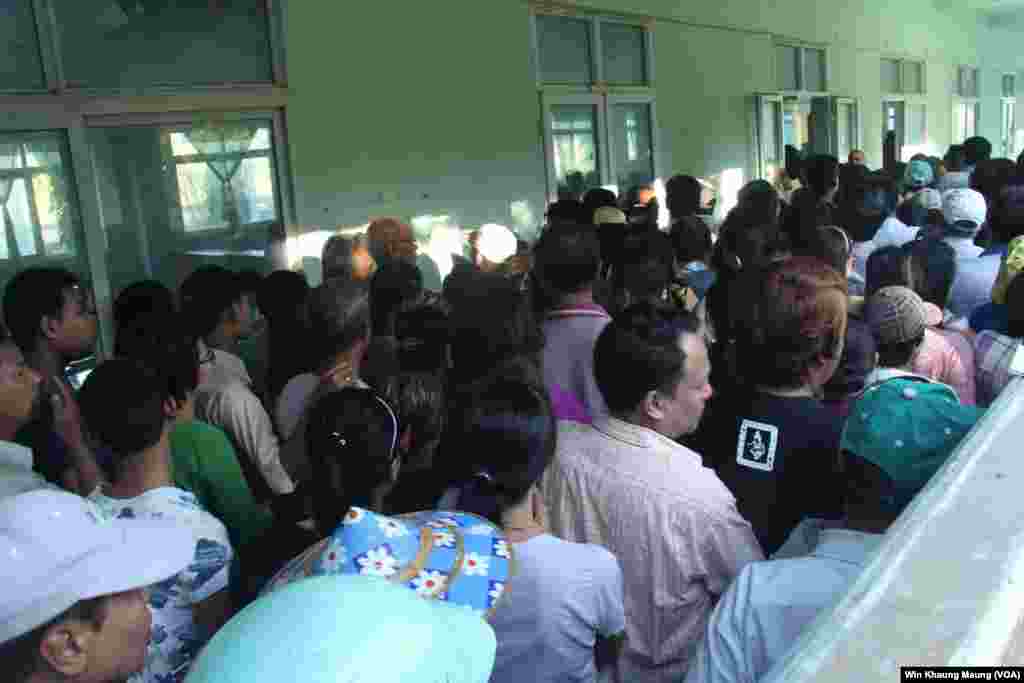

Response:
(736, 419), (778, 472)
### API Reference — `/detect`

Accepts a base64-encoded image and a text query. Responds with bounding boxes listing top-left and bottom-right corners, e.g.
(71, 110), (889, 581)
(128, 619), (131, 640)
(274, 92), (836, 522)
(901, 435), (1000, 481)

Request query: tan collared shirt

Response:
(542, 418), (763, 683)
(194, 341), (295, 496)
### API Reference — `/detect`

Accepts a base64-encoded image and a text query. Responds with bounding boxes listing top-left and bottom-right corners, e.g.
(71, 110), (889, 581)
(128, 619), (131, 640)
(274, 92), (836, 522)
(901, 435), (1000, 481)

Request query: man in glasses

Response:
(2, 268), (101, 495)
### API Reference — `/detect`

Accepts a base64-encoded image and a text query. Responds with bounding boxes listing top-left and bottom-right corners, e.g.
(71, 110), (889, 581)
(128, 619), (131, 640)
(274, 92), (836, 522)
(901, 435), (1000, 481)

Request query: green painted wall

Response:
(285, 0), (1024, 242)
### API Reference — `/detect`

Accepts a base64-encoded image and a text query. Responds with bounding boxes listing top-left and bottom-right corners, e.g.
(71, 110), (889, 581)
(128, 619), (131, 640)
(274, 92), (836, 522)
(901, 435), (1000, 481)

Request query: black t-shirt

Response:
(693, 389), (844, 555)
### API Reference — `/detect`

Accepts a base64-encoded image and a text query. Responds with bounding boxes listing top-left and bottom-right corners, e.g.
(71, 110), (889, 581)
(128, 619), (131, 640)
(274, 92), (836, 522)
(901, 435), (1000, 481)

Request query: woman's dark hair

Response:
(731, 256), (848, 390)
(393, 301), (449, 374)
(616, 229), (674, 301)
(904, 238), (957, 310)
(306, 387), (400, 535)
(781, 189), (833, 251)
(971, 158), (1018, 206)
(670, 215), (713, 265)
(450, 376), (556, 526)
(260, 270), (312, 401)
(113, 280), (177, 358)
(369, 259), (423, 337)
(532, 223), (601, 298)
(306, 278), (371, 369)
(876, 334), (924, 368)
(380, 371), (445, 467)
(449, 274), (543, 387)
(736, 179), (781, 225)
(712, 209), (784, 275)
(594, 302), (699, 414)
(179, 265), (246, 341)
(839, 174), (897, 243)
(1006, 272), (1024, 339)
(865, 246), (911, 297)
(119, 313), (200, 405)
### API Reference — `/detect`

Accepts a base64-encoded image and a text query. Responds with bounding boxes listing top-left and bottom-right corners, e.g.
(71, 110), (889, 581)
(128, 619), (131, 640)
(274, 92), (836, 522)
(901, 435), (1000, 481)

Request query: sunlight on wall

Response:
(718, 168), (744, 219)
(413, 214), (465, 281)
(652, 178), (670, 228)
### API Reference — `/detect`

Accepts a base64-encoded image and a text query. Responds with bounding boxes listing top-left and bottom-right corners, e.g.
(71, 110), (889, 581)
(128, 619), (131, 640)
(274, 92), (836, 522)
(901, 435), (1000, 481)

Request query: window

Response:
(953, 101), (979, 143)
(1004, 74), (1017, 98)
(775, 44), (828, 93)
(1002, 75), (1021, 158)
(535, 12), (657, 200)
(0, 2), (46, 91)
(957, 66), (980, 98)
(166, 125), (277, 233)
(881, 58), (925, 95)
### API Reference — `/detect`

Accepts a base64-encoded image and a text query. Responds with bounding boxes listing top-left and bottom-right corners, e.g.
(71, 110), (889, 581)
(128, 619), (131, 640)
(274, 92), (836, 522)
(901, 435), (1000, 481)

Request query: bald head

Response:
(367, 217), (417, 265)
(848, 150), (866, 166)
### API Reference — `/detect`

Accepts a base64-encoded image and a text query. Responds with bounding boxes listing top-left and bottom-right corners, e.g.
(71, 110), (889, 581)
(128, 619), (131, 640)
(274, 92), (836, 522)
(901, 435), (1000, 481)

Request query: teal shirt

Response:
(170, 419), (273, 550)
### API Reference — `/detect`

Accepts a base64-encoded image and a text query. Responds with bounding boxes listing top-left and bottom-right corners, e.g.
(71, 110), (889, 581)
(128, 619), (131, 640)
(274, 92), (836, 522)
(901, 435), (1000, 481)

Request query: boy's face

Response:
(48, 285), (98, 360)
(63, 589), (153, 683)
(0, 342), (40, 425)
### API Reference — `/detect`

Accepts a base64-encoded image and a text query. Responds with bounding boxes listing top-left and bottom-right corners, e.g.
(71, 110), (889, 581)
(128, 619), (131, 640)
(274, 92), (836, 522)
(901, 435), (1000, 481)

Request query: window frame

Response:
(532, 7), (659, 201)
(774, 42), (831, 96)
(1002, 74), (1019, 158)
(881, 57), (926, 96)
(0, 0), (293, 355)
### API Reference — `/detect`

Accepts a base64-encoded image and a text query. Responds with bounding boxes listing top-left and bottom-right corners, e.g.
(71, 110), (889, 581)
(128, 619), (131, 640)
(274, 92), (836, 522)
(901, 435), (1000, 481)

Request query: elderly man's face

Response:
(390, 224), (418, 262)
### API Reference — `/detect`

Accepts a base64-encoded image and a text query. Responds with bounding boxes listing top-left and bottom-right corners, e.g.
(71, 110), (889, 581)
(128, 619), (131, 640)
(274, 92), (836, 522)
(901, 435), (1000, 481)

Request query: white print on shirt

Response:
(736, 419), (779, 472)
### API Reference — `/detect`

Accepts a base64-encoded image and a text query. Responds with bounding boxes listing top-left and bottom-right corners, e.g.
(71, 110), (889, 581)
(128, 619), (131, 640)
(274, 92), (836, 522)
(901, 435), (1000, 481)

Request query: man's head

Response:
(866, 286), (941, 368)
(113, 280), (176, 359)
(803, 155), (841, 203)
(904, 159), (935, 192)
(79, 360), (169, 484)
(532, 223), (601, 299)
(367, 218), (417, 265)
(179, 266), (251, 344)
(369, 259), (423, 337)
(0, 328), (41, 436)
(848, 150), (866, 166)
(839, 174), (897, 243)
(732, 256), (848, 392)
(665, 175), (702, 219)
(0, 489), (192, 683)
(3, 268), (97, 362)
(963, 136), (992, 167)
(306, 279), (371, 370)
(942, 188), (987, 239)
(594, 303), (710, 439)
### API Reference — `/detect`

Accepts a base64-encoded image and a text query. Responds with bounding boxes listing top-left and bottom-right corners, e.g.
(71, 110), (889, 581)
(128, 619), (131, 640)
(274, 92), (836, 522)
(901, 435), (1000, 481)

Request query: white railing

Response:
(765, 375), (1024, 679)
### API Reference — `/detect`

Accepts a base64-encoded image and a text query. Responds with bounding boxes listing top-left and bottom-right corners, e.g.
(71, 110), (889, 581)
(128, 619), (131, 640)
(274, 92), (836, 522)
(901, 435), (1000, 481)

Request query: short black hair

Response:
(393, 301), (449, 374)
(306, 279), (371, 368)
(1006, 272), (1024, 339)
(876, 334), (924, 368)
(802, 154), (841, 199)
(119, 314), (200, 405)
(865, 245), (911, 297)
(963, 136), (993, 166)
(179, 266), (245, 340)
(369, 259), (423, 337)
(801, 226), (850, 275)
(380, 370), (445, 464)
(904, 237), (956, 310)
(594, 302), (699, 414)
(945, 145), (966, 172)
(670, 216), (713, 265)
(840, 174), (897, 243)
(666, 175), (702, 218)
(736, 180), (781, 225)
(990, 185), (1024, 245)
(79, 359), (167, 482)
(971, 158), (1018, 206)
(546, 199), (586, 226)
(3, 267), (81, 353)
(533, 223), (601, 296)
(618, 229), (674, 299)
(113, 280), (177, 358)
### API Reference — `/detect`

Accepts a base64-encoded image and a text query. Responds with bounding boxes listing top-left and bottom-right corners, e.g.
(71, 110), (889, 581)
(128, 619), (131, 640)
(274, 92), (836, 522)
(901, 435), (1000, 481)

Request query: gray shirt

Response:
(541, 306), (611, 422)
(0, 440), (59, 500)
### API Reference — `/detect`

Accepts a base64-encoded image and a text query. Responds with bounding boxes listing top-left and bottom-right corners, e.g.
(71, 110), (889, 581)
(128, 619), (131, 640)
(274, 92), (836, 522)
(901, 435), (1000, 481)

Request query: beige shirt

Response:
(542, 418), (764, 683)
(194, 342), (295, 496)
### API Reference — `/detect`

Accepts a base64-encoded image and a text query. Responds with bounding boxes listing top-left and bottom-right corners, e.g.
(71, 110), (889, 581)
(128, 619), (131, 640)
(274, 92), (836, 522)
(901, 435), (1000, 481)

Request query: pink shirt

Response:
(542, 418), (764, 683)
(913, 328), (977, 405)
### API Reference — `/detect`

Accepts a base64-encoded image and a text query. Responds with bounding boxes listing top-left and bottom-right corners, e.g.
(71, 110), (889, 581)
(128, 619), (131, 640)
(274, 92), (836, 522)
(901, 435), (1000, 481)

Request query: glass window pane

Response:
(761, 100), (781, 180)
(881, 59), (901, 93)
(904, 61), (924, 94)
(537, 15), (592, 84)
(0, 131), (85, 290)
(837, 102), (852, 161)
(805, 49), (826, 92)
(550, 104), (599, 198)
(1004, 74), (1016, 98)
(611, 102), (653, 192)
(54, 0), (273, 88)
(776, 45), (799, 91)
(960, 67), (979, 98)
(0, 1), (45, 90)
(906, 104), (926, 146)
(89, 120), (280, 295)
(601, 23), (646, 85)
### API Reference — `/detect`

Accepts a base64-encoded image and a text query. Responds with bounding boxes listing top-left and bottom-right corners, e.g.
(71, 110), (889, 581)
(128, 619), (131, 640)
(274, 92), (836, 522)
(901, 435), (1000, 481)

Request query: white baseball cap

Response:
(942, 188), (987, 233)
(476, 224), (517, 265)
(0, 490), (193, 644)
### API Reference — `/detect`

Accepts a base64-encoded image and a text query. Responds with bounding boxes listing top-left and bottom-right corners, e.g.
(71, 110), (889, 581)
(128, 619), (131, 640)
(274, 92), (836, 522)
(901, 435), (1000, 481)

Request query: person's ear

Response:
(39, 620), (93, 677)
(163, 396), (181, 419)
(643, 389), (667, 422)
(40, 313), (62, 342)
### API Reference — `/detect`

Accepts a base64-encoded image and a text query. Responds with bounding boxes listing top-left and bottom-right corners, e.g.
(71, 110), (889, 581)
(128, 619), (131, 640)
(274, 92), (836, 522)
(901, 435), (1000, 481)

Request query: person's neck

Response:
(27, 345), (65, 381)
(205, 328), (237, 353)
(106, 440), (173, 499)
(615, 411), (673, 438)
(502, 500), (544, 543)
(0, 417), (20, 442)
(556, 289), (595, 308)
(320, 347), (364, 387)
(757, 384), (816, 399)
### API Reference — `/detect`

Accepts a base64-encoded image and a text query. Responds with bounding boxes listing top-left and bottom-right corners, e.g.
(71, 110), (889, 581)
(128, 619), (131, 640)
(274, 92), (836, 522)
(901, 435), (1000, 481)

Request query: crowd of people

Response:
(1, 133), (1022, 682)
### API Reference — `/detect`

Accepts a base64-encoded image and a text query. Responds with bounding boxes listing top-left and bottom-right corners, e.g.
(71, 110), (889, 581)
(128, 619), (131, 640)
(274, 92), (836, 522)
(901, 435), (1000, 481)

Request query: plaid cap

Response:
(841, 377), (982, 512)
(866, 286), (942, 346)
(991, 235), (1024, 305)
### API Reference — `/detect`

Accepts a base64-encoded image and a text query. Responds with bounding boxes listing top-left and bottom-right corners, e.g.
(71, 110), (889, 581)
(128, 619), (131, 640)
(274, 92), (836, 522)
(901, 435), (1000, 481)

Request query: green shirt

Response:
(169, 419), (273, 550)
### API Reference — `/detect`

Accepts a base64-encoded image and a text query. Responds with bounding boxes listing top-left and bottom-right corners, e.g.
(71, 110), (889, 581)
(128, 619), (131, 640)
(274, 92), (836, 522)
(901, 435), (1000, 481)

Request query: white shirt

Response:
(871, 216), (920, 250)
(0, 440), (58, 499)
(489, 534), (626, 683)
(685, 521), (883, 683)
(90, 487), (233, 683)
(194, 341), (295, 495)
